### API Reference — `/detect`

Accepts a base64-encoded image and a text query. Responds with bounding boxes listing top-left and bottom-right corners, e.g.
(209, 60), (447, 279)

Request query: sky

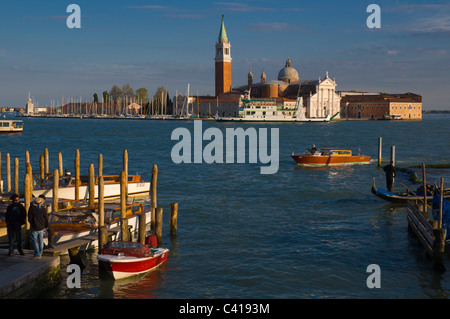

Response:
(1, 0), (450, 110)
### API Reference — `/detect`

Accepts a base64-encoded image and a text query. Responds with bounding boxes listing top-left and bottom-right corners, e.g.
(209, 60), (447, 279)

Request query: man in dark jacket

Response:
(383, 161), (397, 192)
(28, 195), (48, 260)
(5, 194), (26, 256)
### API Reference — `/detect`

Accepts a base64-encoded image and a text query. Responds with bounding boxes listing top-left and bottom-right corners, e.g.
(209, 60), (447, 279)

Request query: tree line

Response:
(93, 83), (174, 115)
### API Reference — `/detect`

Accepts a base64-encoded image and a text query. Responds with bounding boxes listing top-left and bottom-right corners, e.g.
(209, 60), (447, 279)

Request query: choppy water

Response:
(1, 113), (450, 299)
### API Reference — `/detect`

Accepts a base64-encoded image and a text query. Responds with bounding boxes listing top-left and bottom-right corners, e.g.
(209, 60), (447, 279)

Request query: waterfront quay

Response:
(0, 249), (60, 298)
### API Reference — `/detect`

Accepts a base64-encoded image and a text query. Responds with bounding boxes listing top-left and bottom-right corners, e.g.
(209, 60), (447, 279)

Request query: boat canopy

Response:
(100, 241), (153, 257)
(322, 149), (352, 156)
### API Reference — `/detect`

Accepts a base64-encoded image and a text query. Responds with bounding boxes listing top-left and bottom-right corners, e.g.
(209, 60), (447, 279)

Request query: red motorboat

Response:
(291, 148), (371, 166)
(97, 237), (168, 280)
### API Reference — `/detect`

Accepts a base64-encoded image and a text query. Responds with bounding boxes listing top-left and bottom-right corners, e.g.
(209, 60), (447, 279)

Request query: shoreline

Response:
(15, 114), (425, 122)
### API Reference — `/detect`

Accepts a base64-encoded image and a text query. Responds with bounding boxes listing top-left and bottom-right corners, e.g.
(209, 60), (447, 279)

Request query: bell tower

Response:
(215, 15), (232, 97)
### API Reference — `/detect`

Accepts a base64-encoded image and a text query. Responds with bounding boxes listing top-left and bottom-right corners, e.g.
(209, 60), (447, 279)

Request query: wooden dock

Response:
(43, 227), (120, 256)
(407, 172), (447, 272)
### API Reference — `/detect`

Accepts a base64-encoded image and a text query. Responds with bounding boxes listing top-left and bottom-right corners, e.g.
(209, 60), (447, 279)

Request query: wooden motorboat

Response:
(32, 173), (150, 200)
(0, 197), (85, 247)
(45, 202), (151, 249)
(0, 120), (23, 133)
(97, 238), (168, 280)
(291, 148), (371, 166)
(371, 178), (450, 203)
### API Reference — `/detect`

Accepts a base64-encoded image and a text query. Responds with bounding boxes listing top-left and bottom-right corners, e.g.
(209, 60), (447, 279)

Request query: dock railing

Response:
(407, 199), (446, 272)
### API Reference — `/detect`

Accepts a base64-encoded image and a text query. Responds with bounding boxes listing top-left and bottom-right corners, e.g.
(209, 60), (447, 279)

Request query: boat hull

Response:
(0, 120), (24, 133)
(291, 154), (371, 166)
(98, 248), (169, 280)
(33, 182), (150, 200)
(43, 209), (152, 250)
(216, 117), (331, 122)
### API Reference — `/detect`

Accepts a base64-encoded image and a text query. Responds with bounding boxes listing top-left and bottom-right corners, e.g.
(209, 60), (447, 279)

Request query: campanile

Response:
(215, 15), (232, 97)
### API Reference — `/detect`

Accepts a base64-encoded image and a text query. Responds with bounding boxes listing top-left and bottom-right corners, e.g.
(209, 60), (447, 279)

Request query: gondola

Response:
(371, 178), (450, 203)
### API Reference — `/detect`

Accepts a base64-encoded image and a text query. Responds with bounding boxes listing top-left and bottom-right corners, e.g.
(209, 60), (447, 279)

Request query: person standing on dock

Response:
(383, 161), (396, 192)
(28, 195), (48, 260)
(5, 194), (26, 256)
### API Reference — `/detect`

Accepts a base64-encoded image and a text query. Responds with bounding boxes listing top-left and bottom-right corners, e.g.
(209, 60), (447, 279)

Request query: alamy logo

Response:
(366, 4), (381, 29)
(67, 264), (81, 288)
(66, 4), (81, 29)
(366, 264), (381, 288)
(171, 121), (279, 174)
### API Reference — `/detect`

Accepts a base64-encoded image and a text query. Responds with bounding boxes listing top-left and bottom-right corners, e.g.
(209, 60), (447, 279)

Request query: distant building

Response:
(340, 92), (422, 120)
(127, 99), (141, 115)
(25, 92), (34, 115)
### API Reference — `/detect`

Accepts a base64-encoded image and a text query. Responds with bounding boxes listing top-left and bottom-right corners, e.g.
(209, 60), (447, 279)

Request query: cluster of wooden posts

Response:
(377, 137), (396, 167)
(407, 164), (447, 272)
(1, 148), (177, 251)
(377, 139), (448, 271)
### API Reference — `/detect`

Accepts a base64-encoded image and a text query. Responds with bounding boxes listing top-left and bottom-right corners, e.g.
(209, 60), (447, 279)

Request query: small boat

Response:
(32, 173), (150, 200)
(45, 202), (151, 249)
(291, 147), (371, 166)
(0, 197), (87, 247)
(97, 238), (169, 280)
(0, 120), (23, 133)
(371, 178), (450, 203)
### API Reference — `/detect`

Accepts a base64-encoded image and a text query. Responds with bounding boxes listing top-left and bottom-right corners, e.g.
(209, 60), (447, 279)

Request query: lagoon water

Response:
(2, 114), (450, 299)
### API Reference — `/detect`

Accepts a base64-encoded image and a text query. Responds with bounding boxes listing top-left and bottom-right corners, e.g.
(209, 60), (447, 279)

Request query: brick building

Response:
(340, 92), (422, 120)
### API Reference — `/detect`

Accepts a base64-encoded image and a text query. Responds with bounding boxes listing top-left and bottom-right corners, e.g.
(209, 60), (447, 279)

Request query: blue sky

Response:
(1, 0), (450, 109)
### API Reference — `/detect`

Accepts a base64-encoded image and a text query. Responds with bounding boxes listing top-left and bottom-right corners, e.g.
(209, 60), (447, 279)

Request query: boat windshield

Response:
(321, 149), (352, 156)
(50, 210), (97, 226)
(101, 240), (153, 257)
(107, 241), (144, 250)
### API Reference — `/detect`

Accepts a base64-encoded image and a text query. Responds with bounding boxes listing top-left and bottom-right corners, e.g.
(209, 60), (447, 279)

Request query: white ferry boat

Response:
(0, 120), (24, 132)
(215, 97), (338, 122)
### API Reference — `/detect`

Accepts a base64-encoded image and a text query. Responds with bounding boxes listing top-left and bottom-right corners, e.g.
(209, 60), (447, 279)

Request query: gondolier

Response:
(383, 161), (396, 192)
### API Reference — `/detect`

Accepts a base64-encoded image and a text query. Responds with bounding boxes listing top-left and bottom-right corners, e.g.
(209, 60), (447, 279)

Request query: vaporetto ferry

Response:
(215, 97), (339, 122)
(0, 120), (23, 132)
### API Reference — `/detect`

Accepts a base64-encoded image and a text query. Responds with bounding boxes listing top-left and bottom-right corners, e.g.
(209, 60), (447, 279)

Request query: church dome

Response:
(278, 58), (299, 83)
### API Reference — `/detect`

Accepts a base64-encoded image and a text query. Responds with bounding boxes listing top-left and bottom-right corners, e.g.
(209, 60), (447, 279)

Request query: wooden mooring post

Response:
(98, 176), (108, 250)
(170, 202), (178, 237)
(378, 137), (382, 167)
(58, 152), (63, 176)
(24, 172), (32, 249)
(6, 153), (11, 193)
(155, 207), (163, 247)
(390, 145), (396, 166)
(14, 157), (19, 195)
(120, 171), (129, 242)
(422, 163), (427, 214)
(75, 149), (80, 200)
(151, 164), (158, 233)
(89, 163), (95, 206)
(138, 204), (146, 244)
